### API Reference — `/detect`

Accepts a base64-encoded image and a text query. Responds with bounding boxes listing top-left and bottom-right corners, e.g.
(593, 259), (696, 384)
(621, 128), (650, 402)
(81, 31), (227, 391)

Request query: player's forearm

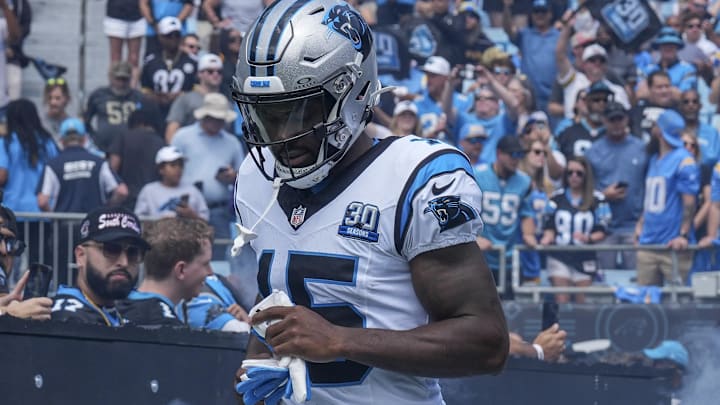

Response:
(334, 314), (508, 377)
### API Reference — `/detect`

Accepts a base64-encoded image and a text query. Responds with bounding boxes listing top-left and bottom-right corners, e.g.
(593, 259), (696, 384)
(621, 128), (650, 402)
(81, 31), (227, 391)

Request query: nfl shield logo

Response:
(290, 205), (307, 228)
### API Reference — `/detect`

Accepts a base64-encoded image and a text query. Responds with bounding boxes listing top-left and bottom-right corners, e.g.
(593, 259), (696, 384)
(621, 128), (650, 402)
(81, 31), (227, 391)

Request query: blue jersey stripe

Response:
(394, 150), (473, 255)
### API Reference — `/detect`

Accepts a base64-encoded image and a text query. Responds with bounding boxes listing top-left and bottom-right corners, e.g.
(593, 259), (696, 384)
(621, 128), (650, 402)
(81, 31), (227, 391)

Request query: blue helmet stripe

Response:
(247, 0), (283, 73)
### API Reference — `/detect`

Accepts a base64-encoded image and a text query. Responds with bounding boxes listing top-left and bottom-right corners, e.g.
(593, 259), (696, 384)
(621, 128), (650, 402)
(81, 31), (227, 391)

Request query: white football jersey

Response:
(234, 135), (484, 405)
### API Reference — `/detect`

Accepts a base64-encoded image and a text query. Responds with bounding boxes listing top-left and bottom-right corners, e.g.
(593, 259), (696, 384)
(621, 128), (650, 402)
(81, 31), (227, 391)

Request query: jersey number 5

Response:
(258, 250), (372, 386)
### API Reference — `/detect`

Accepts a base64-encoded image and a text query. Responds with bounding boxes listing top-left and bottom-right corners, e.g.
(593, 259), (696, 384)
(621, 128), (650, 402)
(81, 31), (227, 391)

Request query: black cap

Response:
(0, 205), (18, 236)
(497, 135), (525, 154)
(604, 101), (627, 118)
(77, 206), (150, 249)
(587, 81), (612, 96)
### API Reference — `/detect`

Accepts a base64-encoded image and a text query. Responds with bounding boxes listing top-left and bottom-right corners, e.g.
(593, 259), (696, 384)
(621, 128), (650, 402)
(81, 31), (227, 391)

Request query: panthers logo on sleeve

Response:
(424, 195), (478, 232)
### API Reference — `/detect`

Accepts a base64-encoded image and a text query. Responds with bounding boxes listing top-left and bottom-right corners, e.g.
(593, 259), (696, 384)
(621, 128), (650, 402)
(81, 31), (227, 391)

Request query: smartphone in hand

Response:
(23, 263), (53, 299)
(616, 181), (628, 189)
(541, 301), (559, 331)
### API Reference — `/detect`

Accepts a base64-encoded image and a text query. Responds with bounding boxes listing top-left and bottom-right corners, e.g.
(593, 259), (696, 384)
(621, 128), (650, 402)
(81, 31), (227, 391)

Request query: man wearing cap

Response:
(635, 109), (699, 286)
(140, 16), (197, 120)
(51, 207), (150, 326)
(165, 53), (225, 143)
(413, 55), (469, 143)
(0, 204), (52, 321)
(473, 135), (534, 292)
(638, 27), (697, 101)
(458, 123), (488, 167)
(37, 118), (128, 214)
(139, 0), (193, 57)
(84, 61), (146, 152)
(502, 0), (560, 111)
(134, 146), (209, 221)
(630, 71), (675, 143)
(554, 18), (630, 120)
(556, 82), (611, 159)
(586, 102), (648, 271)
(171, 93), (244, 260)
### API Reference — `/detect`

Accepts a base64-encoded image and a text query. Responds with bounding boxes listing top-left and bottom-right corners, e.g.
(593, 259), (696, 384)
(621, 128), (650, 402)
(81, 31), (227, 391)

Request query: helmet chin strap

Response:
(230, 177), (282, 256)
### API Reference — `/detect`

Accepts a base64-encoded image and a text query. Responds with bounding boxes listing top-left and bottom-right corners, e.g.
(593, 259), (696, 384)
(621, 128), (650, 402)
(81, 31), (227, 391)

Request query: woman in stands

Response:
(40, 78), (71, 143)
(540, 156), (610, 303)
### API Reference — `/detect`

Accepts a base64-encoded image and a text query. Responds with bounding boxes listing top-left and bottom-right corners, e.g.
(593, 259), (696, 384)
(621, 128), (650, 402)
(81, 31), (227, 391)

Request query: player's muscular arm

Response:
(256, 242), (509, 377)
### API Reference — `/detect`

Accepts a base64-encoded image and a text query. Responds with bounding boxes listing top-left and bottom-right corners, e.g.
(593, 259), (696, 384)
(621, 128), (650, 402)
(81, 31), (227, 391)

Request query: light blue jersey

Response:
(456, 112), (510, 163)
(642, 60), (697, 92)
(697, 123), (720, 166)
(473, 164), (533, 272)
(518, 188), (551, 279)
(640, 148), (699, 244)
(413, 89), (470, 144)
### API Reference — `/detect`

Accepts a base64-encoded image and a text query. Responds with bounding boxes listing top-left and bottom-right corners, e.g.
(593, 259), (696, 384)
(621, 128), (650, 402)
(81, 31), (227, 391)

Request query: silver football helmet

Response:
(233, 0), (380, 189)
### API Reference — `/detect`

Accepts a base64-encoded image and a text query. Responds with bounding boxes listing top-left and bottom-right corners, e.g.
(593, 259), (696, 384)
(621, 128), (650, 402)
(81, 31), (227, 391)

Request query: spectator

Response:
(134, 146), (208, 220)
(201, 0), (272, 35)
(630, 71), (675, 143)
(84, 61), (146, 153)
(554, 22), (630, 119)
(682, 131), (714, 274)
(104, 0), (145, 87)
(509, 76), (538, 133)
(473, 135), (534, 291)
(182, 274), (250, 332)
(522, 111), (565, 180)
(503, 0), (560, 111)
(413, 56), (454, 142)
(51, 206), (150, 325)
(541, 156), (610, 303)
(0, 205), (51, 320)
(456, 2), (494, 66)
(595, 24), (637, 88)
(4, 0), (30, 102)
(586, 102), (648, 272)
(635, 110), (699, 286)
(366, 100), (420, 139)
(212, 28), (242, 101)
(140, 16), (197, 121)
(139, 0), (193, 57)
(37, 118), (127, 213)
(556, 81), (610, 159)
(458, 124), (488, 167)
(40, 77), (71, 142)
(678, 88), (720, 165)
(680, 12), (717, 60)
(165, 53), (223, 142)
(0, 99), (58, 268)
(108, 107), (165, 211)
(171, 93), (243, 260)
(638, 27), (698, 101)
(699, 161), (720, 252)
(117, 217), (213, 326)
(180, 32), (200, 58)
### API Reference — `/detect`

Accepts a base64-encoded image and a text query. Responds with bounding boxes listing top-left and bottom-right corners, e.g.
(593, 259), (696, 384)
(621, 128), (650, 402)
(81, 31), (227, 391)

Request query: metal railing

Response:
(511, 244), (697, 303)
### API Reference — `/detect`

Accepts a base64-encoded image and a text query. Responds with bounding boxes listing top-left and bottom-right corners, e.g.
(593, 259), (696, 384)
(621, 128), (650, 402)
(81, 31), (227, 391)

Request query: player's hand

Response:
(253, 305), (345, 363)
(228, 303), (250, 323)
(667, 236), (689, 250)
(6, 297), (53, 320)
(533, 323), (567, 363)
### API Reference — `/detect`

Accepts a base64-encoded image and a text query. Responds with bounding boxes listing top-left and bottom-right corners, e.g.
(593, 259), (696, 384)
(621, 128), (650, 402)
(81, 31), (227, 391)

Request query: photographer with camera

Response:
(0, 205), (52, 320)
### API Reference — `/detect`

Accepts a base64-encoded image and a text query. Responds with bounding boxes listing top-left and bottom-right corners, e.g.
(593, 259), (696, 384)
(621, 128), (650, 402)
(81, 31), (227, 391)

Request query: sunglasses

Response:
(229, 35), (242, 42)
(684, 141), (698, 148)
(494, 67), (511, 75)
(476, 95), (498, 102)
(84, 241), (145, 264)
(185, 44), (201, 50)
(47, 77), (66, 86)
(566, 169), (585, 178)
(203, 69), (222, 75)
(530, 148), (547, 156)
(686, 23), (701, 29)
(466, 137), (485, 145)
(1, 235), (25, 257)
(586, 57), (607, 64)
(682, 98), (700, 105)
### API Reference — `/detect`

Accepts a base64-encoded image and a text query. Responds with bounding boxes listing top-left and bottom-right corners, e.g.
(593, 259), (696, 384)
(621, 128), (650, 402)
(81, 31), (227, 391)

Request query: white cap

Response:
(194, 93), (238, 123)
(582, 44), (607, 61)
(393, 100), (418, 116)
(421, 56), (451, 76)
(155, 146), (185, 164)
(198, 53), (223, 71)
(158, 17), (182, 35)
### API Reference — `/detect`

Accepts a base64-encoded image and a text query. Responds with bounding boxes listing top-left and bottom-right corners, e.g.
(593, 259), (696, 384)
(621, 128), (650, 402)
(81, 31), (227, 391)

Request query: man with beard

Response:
(117, 217), (217, 327)
(84, 61), (147, 153)
(556, 81), (610, 159)
(51, 207), (150, 326)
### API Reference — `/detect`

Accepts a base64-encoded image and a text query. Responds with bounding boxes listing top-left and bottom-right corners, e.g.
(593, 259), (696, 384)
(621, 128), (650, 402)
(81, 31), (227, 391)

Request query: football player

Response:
(231, 0), (508, 403)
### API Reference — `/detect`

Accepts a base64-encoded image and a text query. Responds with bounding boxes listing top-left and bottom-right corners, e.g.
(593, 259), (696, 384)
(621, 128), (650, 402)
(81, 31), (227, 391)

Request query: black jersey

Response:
(556, 121), (604, 159)
(117, 291), (185, 327)
(51, 286), (125, 326)
(84, 87), (146, 152)
(543, 189), (611, 274)
(140, 51), (197, 95)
